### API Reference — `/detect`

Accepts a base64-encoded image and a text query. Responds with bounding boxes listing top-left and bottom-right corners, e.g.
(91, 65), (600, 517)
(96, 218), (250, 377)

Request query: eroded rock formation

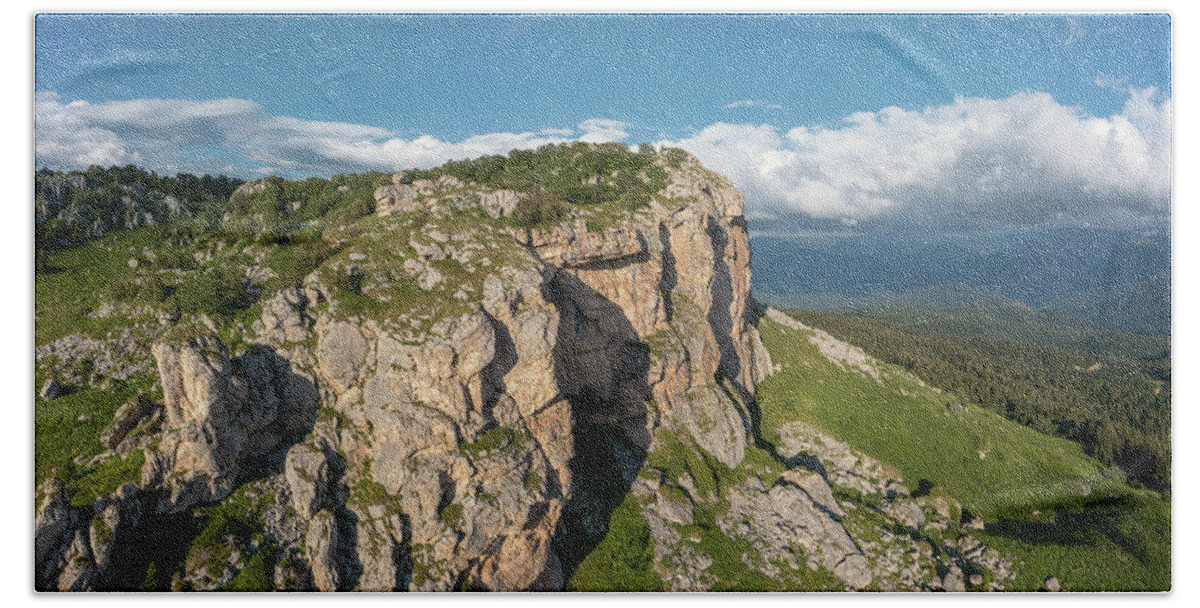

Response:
(34, 150), (1010, 592)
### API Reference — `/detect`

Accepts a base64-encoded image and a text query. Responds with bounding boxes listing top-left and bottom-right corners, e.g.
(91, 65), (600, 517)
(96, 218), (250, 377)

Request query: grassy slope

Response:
(755, 311), (1169, 590)
(35, 230), (168, 502)
(35, 228), (162, 344)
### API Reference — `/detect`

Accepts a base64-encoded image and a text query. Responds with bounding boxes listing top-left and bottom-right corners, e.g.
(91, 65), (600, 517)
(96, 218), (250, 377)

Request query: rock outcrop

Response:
(141, 336), (319, 513)
(34, 148), (1016, 592)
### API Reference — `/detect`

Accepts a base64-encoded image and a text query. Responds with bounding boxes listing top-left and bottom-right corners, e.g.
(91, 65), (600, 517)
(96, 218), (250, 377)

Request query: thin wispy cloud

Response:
(667, 89), (1171, 230)
(34, 92), (630, 177)
(1094, 73), (1130, 91)
(725, 100), (784, 111)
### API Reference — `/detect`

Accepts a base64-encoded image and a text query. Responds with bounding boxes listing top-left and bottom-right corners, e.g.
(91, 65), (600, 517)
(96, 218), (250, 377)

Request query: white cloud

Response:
(576, 119), (630, 143)
(35, 90), (1172, 231)
(34, 92), (630, 177)
(666, 89), (1172, 229)
(1094, 73), (1129, 91)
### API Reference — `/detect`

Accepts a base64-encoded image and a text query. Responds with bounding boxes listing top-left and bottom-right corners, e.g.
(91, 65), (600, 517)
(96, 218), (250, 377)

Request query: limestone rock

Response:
(883, 499), (926, 530)
(99, 394), (159, 451)
(35, 478), (74, 590)
(40, 379), (62, 400)
(355, 516), (403, 591)
(480, 190), (520, 219)
(673, 384), (747, 468)
(144, 334), (318, 513)
(51, 148), (849, 592)
(56, 529), (95, 591)
(315, 321), (369, 394)
(417, 265), (444, 290)
(375, 183), (421, 216)
(522, 219), (648, 267)
(284, 442), (331, 519)
(259, 288), (311, 344)
(89, 503), (122, 576)
(778, 469), (843, 517)
(306, 510), (341, 591)
(722, 472), (871, 589)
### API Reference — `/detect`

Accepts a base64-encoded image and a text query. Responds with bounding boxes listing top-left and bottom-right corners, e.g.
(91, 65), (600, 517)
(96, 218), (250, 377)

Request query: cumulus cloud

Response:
(667, 89), (1172, 229)
(576, 119), (630, 143)
(34, 92), (630, 177)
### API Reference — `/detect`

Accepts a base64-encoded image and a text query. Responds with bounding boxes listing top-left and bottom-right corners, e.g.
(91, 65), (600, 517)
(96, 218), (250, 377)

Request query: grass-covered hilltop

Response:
(35, 143), (1169, 592)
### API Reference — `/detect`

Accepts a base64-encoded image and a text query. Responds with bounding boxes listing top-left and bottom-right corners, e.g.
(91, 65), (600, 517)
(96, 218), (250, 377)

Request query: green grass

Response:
(36, 229), (160, 344)
(34, 377), (155, 505)
(458, 425), (523, 458)
(438, 502), (464, 527)
(565, 494), (666, 592)
(755, 310), (1170, 591)
(756, 313), (1121, 520)
(221, 542), (278, 592)
(186, 484), (276, 583)
(349, 477), (405, 514)
(976, 491), (1170, 591)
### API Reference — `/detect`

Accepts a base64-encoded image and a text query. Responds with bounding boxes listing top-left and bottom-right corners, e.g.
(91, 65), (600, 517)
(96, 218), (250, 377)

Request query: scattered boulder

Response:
(375, 182), (421, 216)
(40, 379), (62, 400)
(99, 394), (159, 450)
(942, 566), (966, 592)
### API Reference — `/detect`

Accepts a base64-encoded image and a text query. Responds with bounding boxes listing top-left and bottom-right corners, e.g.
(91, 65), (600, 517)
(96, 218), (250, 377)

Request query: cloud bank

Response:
(34, 92), (630, 177)
(666, 89), (1171, 229)
(36, 89), (1171, 231)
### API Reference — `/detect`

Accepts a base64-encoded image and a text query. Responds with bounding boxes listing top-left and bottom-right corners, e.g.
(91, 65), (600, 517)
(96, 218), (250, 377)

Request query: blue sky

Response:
(36, 14), (1169, 140)
(34, 13), (1172, 230)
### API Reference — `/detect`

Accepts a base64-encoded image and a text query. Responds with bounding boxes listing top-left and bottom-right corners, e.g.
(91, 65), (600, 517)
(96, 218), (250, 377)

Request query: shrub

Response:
(330, 265), (365, 295)
(512, 191), (567, 228)
(439, 502), (464, 527)
(172, 264), (251, 317)
(524, 470), (543, 493)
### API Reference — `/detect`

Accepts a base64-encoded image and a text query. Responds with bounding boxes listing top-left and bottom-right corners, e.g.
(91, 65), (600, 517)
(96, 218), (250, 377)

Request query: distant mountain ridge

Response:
(750, 226), (1170, 336)
(758, 283), (1168, 362)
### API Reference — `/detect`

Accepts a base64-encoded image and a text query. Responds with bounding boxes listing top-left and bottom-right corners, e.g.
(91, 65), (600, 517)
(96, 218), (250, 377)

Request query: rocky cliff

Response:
(35, 147), (1010, 591)
(35, 167), (240, 251)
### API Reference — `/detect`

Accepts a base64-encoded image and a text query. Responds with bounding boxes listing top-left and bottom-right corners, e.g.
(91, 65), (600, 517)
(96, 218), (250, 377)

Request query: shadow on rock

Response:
(542, 270), (652, 584)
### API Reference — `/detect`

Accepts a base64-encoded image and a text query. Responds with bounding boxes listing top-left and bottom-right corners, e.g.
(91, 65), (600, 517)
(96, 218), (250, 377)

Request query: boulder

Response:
(99, 395), (159, 450)
(40, 379), (62, 400)
(315, 322), (370, 394)
(374, 183), (421, 216)
(942, 566), (966, 592)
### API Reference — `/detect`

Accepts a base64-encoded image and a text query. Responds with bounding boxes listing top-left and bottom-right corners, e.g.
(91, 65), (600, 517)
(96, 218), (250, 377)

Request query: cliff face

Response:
(35, 149), (1011, 592)
(34, 150), (772, 591)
